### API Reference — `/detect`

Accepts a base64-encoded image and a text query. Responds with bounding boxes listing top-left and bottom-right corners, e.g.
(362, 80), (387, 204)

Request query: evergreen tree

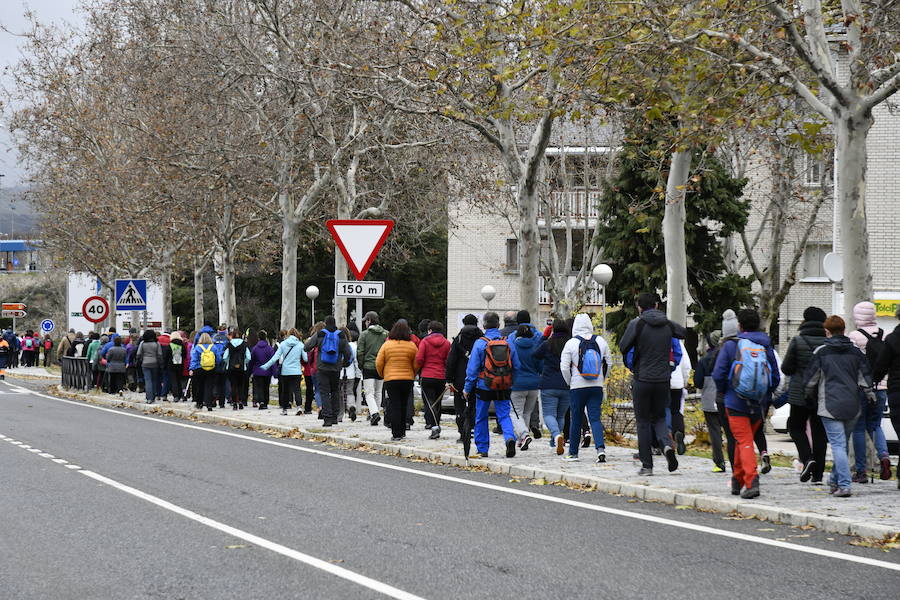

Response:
(597, 133), (753, 336)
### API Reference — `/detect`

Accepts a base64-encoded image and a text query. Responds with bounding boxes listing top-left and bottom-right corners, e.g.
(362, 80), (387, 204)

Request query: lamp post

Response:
(592, 264), (613, 336)
(305, 285), (319, 328)
(480, 285), (496, 310)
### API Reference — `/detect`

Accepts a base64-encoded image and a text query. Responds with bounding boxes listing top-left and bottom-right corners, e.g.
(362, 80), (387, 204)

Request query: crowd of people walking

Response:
(38, 291), (900, 500)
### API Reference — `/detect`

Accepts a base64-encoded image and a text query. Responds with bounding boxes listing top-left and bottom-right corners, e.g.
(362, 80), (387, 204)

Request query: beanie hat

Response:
(721, 309), (739, 338)
(853, 301), (877, 328)
(802, 306), (827, 323)
(516, 310), (531, 325)
(462, 314), (478, 326)
(708, 330), (722, 349)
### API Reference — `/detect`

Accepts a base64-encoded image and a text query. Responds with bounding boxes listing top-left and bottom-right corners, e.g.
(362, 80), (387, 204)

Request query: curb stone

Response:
(43, 385), (899, 540)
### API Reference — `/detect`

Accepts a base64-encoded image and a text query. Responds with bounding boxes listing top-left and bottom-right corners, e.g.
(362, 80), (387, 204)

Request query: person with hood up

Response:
(694, 331), (726, 472)
(249, 330), (276, 410)
(193, 322), (216, 345)
(713, 309), (780, 499)
(561, 313), (610, 462)
(846, 301), (893, 481)
(222, 329), (251, 410)
(873, 305), (900, 488)
(168, 331), (187, 401)
(780, 306), (829, 483)
(619, 292), (686, 475)
(446, 314), (484, 442)
(136, 330), (164, 404)
(534, 319), (570, 454)
(305, 317), (352, 427)
(262, 328), (308, 416)
(805, 315), (877, 497)
(358, 312), (388, 425)
(415, 321), (451, 439)
(507, 310), (543, 450)
(190, 332), (224, 411)
(57, 329), (76, 363)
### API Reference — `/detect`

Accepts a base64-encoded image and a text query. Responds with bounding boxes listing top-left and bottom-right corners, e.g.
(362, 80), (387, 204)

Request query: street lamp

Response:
(592, 264), (613, 336)
(305, 285), (319, 328)
(480, 285), (496, 310)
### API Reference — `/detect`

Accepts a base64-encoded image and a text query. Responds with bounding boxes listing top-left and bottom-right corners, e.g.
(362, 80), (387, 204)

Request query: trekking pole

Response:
(423, 384), (447, 431)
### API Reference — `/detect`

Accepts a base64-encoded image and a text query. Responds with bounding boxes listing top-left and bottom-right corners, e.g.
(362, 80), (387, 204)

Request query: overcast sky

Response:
(1, 1), (85, 188)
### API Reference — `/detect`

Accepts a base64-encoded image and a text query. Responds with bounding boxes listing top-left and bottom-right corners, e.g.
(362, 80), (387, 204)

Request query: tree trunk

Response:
(193, 258), (205, 332)
(835, 110), (874, 329)
(279, 201), (299, 332)
(160, 265), (172, 332)
(518, 186), (541, 320)
(223, 251), (237, 330)
(213, 249), (226, 326)
(663, 150), (692, 324)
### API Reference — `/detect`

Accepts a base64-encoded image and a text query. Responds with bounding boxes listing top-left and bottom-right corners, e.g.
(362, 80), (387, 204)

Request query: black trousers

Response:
(228, 371), (248, 406)
(253, 375), (271, 407)
(669, 388), (685, 437)
(787, 403), (827, 479)
(169, 366), (184, 400)
(193, 370), (214, 408)
(281, 375), (301, 410)
(304, 374), (315, 412)
(889, 392), (900, 457)
(632, 380), (672, 469)
(108, 372), (125, 394)
(421, 377), (445, 428)
(318, 371), (341, 420)
(385, 380), (413, 438)
(703, 410), (726, 468)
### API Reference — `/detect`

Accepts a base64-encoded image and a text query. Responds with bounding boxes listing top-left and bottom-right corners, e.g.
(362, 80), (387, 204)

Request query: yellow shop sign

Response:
(875, 299), (900, 317)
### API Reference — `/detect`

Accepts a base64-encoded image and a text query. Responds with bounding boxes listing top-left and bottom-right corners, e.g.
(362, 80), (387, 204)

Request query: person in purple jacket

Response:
(249, 330), (276, 411)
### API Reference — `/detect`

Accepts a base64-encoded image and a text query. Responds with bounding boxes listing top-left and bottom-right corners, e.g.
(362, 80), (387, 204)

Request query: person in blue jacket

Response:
(712, 308), (780, 500)
(189, 332), (225, 411)
(261, 328), (307, 416)
(534, 319), (570, 454)
(193, 322), (216, 345)
(464, 311), (521, 459)
(507, 310), (543, 450)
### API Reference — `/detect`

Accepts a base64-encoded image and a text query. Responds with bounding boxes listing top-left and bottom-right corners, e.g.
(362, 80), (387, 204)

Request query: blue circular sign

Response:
(40, 319), (54, 333)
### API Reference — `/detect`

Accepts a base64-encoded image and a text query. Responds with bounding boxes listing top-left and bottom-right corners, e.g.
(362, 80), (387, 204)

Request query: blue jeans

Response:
(474, 389), (515, 454)
(568, 387), (605, 457)
(822, 416), (857, 489)
(852, 389), (889, 472)
(142, 367), (160, 403)
(541, 389), (570, 444)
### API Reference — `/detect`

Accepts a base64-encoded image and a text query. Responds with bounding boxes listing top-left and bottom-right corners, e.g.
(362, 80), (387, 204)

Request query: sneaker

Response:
(281, 409), (287, 416)
(712, 464), (726, 473)
(880, 456), (892, 480)
(295, 409), (304, 416)
(829, 481), (839, 494)
(390, 436), (405, 442)
(470, 451), (488, 459)
(562, 454), (580, 462)
(349, 406), (357, 422)
(664, 446), (678, 472)
(505, 438), (516, 458)
(429, 426), (441, 440)
(675, 431), (686, 455)
(851, 471), (869, 484)
(581, 432), (592, 448)
(597, 450), (606, 463)
(652, 447), (663, 456)
(493, 425), (502, 434)
(530, 426), (542, 439)
(731, 477), (741, 496)
(800, 460), (816, 483)
(520, 435), (533, 451)
(425, 424), (433, 430)
(632, 452), (641, 460)
(456, 435), (464, 444)
(811, 478), (824, 486)
(833, 487), (852, 498)
(638, 467), (653, 476)
(760, 453), (772, 474)
(555, 434), (565, 456)
(370, 413), (381, 426)
(740, 476), (760, 499)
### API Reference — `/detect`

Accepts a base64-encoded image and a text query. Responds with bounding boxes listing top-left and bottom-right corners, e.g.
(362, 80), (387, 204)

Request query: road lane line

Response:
(6, 382), (900, 573)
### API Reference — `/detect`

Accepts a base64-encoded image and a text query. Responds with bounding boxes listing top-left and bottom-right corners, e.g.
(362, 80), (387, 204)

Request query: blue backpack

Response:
(729, 338), (772, 404)
(213, 331), (229, 372)
(576, 335), (603, 380)
(320, 329), (340, 364)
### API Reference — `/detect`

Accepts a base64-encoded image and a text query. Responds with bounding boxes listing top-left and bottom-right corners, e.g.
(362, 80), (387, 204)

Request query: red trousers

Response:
(727, 409), (762, 489)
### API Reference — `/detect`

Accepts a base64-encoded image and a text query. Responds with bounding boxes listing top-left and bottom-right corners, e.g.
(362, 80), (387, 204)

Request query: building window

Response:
(505, 238), (519, 273)
(803, 150), (833, 188)
(802, 242), (832, 281)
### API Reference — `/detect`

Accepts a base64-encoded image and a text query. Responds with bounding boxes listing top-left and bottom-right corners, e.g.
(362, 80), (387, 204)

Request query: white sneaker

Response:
(597, 450), (607, 463)
(562, 454), (580, 462)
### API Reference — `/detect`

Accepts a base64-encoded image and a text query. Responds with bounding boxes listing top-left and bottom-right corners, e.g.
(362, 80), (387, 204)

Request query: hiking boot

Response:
(505, 438), (516, 458)
(760, 452), (772, 474)
(531, 426), (542, 439)
(581, 432), (592, 448)
(597, 450), (606, 463)
(390, 436), (405, 442)
(740, 476), (760, 499)
(675, 431), (686, 455)
(370, 413), (381, 426)
(632, 452), (641, 460)
(555, 435), (565, 456)
(829, 481), (839, 493)
(281, 409), (288, 416)
(664, 446), (678, 472)
(429, 426), (441, 440)
(519, 435), (533, 451)
(712, 463), (726, 473)
(638, 467), (653, 476)
(456, 435), (464, 444)
(800, 460), (816, 482)
(470, 451), (488, 459)
(349, 406), (357, 422)
(731, 477), (741, 495)
(493, 425), (502, 434)
(851, 471), (869, 484)
(810, 478), (823, 486)
(833, 487), (852, 498)
(880, 456), (892, 480)
(562, 454), (580, 462)
(425, 424), (433, 430)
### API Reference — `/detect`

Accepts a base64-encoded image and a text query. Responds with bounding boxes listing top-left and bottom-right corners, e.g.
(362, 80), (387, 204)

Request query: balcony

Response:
(539, 275), (602, 306)
(539, 190), (602, 222)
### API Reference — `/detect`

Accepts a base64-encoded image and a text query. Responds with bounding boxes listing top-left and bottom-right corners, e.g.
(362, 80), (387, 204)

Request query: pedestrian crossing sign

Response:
(115, 279), (148, 311)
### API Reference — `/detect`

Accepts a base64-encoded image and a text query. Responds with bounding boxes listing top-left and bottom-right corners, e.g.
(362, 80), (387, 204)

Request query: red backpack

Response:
(478, 337), (513, 391)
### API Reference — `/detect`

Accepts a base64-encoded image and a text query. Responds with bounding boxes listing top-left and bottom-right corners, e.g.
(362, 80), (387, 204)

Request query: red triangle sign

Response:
(326, 220), (394, 280)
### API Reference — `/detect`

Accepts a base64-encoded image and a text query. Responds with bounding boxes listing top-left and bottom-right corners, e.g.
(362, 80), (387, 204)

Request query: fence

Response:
(60, 356), (92, 391)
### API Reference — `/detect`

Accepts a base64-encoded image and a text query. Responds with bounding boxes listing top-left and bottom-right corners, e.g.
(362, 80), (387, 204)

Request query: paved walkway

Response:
(47, 384), (900, 539)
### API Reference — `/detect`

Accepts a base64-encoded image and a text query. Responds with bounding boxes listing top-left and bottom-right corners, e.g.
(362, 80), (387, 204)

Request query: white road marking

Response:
(52, 459), (68, 464)
(64, 464), (81, 470)
(5, 382), (900, 573)
(27, 448), (41, 453)
(38, 453), (55, 458)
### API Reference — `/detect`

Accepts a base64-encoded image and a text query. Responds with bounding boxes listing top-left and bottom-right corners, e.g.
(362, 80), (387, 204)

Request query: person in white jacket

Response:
(669, 339), (692, 455)
(560, 313), (611, 463)
(341, 330), (361, 422)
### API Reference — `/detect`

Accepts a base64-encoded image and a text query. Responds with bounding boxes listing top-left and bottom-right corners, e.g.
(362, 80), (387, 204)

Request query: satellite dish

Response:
(822, 252), (843, 283)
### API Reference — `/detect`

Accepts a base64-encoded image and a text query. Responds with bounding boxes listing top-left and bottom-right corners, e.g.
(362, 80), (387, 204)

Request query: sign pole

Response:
(355, 298), (363, 334)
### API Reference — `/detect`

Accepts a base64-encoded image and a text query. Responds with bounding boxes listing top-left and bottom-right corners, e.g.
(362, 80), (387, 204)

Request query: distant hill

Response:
(0, 185), (39, 237)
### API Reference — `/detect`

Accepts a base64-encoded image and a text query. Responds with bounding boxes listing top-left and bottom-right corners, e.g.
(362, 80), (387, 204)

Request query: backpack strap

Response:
(860, 328), (883, 342)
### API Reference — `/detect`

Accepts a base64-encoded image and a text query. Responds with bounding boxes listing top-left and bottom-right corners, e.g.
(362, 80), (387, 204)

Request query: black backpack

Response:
(860, 329), (886, 373)
(228, 342), (246, 371)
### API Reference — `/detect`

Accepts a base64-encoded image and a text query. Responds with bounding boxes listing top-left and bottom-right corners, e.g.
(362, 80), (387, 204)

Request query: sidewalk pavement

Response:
(5, 366), (60, 379)
(46, 384), (900, 539)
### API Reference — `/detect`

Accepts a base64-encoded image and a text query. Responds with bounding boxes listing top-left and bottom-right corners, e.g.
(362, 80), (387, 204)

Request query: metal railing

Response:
(60, 356), (92, 391)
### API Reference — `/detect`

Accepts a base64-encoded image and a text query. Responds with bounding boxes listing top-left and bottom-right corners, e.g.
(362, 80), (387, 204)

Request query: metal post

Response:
(311, 298), (315, 327)
(355, 297), (363, 333)
(601, 286), (607, 337)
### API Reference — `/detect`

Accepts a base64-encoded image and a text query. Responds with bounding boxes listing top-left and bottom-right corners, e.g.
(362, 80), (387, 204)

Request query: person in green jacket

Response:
(357, 311), (388, 425)
(86, 332), (104, 388)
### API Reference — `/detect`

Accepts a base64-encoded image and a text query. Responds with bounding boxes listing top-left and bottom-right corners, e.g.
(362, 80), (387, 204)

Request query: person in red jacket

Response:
(415, 321), (451, 439)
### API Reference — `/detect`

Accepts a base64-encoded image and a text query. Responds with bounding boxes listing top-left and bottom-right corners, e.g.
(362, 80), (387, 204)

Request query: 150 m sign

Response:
(335, 280), (384, 299)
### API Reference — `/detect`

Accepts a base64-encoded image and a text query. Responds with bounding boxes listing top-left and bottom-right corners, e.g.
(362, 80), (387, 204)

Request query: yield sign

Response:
(326, 220), (394, 280)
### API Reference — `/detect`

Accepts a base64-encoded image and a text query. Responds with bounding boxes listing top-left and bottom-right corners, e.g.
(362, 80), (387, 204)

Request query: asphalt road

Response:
(1, 379), (899, 599)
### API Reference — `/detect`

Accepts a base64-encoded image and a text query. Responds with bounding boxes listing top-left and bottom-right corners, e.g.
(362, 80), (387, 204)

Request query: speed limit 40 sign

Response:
(82, 295), (110, 324)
